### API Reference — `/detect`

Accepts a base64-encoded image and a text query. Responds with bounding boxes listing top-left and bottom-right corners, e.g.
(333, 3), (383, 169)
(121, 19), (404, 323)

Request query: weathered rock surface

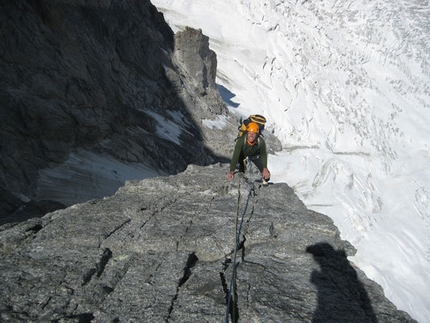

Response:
(0, 163), (415, 322)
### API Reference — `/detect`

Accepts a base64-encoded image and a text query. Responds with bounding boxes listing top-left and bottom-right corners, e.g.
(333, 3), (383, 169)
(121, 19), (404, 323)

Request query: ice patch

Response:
(36, 150), (163, 206)
(202, 114), (228, 129)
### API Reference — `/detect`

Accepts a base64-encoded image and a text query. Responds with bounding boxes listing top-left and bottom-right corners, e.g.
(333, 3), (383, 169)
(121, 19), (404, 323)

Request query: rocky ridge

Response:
(0, 163), (416, 322)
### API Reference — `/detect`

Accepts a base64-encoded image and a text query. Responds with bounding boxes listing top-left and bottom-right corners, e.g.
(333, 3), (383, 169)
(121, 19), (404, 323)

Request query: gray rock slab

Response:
(0, 163), (416, 322)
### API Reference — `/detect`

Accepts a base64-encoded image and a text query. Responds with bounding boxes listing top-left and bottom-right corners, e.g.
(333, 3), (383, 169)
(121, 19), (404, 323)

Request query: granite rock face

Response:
(0, 163), (415, 322)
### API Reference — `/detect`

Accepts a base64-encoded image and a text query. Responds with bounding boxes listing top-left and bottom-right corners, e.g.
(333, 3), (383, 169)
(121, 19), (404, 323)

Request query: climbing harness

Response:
(225, 157), (256, 323)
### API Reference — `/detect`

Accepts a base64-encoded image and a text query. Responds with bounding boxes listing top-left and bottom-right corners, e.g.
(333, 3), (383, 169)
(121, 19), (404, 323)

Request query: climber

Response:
(226, 122), (270, 185)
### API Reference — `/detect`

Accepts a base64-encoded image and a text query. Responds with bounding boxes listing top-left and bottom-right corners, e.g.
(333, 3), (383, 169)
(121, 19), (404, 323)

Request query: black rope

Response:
(225, 158), (255, 323)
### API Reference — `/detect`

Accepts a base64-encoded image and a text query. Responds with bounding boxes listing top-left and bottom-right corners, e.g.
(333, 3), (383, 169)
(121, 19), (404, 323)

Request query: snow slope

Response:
(152, 0), (430, 322)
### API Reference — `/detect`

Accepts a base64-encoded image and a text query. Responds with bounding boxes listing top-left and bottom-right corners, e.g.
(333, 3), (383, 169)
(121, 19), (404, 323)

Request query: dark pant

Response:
(238, 153), (264, 173)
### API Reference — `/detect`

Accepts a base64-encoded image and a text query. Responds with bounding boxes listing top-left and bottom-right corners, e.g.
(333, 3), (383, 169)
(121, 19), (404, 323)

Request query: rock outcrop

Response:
(1, 0), (262, 220)
(0, 163), (416, 322)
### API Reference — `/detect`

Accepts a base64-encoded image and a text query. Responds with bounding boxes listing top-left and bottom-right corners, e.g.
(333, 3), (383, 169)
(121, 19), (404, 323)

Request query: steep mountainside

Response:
(0, 0), (258, 221)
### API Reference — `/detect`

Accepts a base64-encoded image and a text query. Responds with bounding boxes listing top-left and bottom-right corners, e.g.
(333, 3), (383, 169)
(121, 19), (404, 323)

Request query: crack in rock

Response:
(167, 252), (199, 320)
(82, 248), (113, 286)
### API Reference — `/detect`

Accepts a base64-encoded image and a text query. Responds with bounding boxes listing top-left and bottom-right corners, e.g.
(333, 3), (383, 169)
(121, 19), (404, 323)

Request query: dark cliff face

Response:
(0, 0), (238, 219)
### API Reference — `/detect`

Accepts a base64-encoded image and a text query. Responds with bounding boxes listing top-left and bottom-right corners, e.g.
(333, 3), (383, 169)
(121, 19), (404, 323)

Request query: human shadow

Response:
(306, 243), (378, 323)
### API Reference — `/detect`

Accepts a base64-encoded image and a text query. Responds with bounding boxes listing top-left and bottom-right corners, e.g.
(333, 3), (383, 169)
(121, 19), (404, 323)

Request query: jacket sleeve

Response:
(229, 138), (244, 172)
(260, 139), (268, 168)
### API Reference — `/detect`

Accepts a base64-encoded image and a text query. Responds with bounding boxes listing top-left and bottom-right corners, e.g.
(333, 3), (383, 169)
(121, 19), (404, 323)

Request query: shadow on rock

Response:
(306, 242), (378, 323)
(217, 84), (240, 108)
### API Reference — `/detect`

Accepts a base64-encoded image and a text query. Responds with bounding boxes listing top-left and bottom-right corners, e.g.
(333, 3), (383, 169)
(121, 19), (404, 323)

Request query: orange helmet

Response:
(246, 122), (259, 133)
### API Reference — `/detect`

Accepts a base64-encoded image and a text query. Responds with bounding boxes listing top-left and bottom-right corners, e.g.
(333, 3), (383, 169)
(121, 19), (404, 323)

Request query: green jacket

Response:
(229, 135), (267, 172)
